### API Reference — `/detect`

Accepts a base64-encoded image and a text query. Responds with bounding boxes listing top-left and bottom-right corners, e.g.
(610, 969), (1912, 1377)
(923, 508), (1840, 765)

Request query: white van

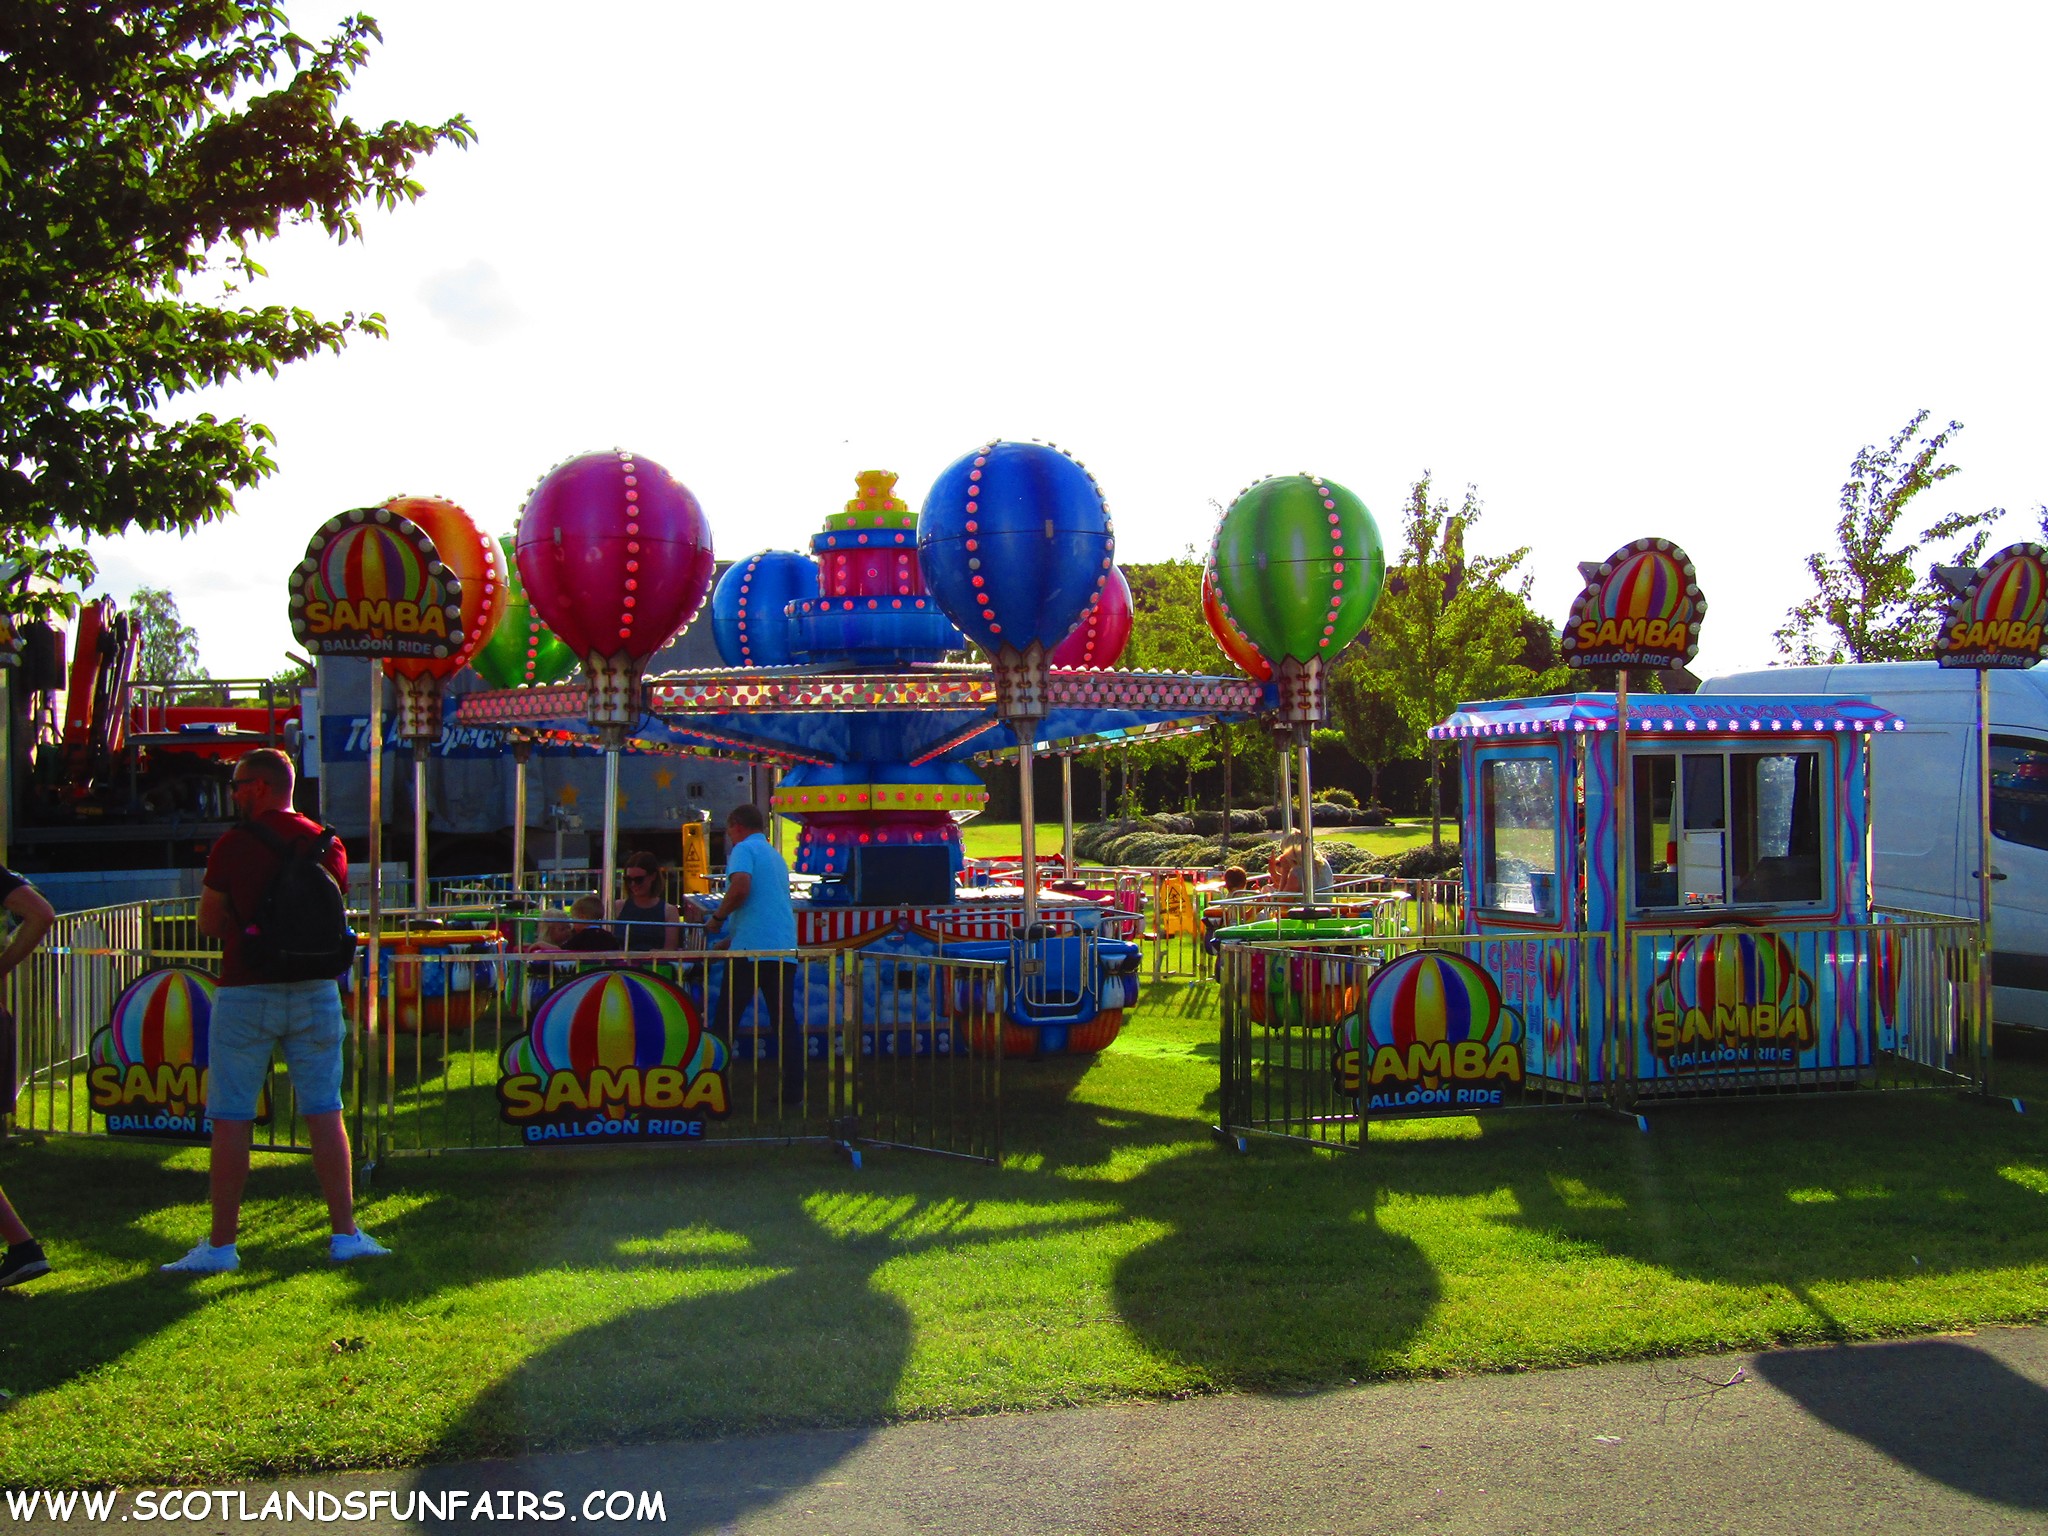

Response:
(1700, 662), (2048, 1028)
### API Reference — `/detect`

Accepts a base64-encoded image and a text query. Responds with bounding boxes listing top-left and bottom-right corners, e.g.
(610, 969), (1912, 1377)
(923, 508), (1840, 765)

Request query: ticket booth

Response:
(1434, 692), (1906, 1092)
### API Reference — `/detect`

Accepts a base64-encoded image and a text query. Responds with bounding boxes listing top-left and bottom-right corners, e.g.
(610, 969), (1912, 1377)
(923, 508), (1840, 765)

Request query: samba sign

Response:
(289, 506), (466, 659)
(1561, 538), (1706, 670)
(86, 968), (258, 1141)
(1335, 949), (1524, 1113)
(498, 969), (731, 1144)
(1935, 544), (2047, 670)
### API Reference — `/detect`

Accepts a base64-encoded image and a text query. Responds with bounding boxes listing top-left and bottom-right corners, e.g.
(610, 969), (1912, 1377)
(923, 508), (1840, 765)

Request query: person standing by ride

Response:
(0, 868), (58, 1288)
(690, 805), (802, 1107)
(163, 748), (386, 1274)
(611, 852), (682, 952)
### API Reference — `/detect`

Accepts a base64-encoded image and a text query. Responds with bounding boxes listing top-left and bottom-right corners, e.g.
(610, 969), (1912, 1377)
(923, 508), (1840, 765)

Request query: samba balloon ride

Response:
(461, 448), (1266, 1057)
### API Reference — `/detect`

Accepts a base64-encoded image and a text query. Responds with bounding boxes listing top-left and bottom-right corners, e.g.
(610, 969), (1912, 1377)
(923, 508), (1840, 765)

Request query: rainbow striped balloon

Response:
(1600, 545), (1690, 625)
(1968, 546), (2045, 628)
(1362, 950), (1511, 1053)
(317, 520), (433, 607)
(504, 969), (721, 1079)
(1655, 929), (1808, 1019)
(94, 968), (216, 1070)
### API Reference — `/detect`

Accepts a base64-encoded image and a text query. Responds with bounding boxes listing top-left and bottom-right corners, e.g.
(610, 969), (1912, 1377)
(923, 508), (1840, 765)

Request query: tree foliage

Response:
(1355, 474), (1566, 843)
(1121, 551), (1237, 810)
(0, 3), (473, 617)
(129, 585), (207, 683)
(1324, 660), (1411, 804)
(1774, 411), (2001, 664)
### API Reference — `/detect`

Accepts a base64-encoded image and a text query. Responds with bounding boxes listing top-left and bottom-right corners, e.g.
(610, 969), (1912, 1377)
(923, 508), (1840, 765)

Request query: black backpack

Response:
(239, 820), (359, 982)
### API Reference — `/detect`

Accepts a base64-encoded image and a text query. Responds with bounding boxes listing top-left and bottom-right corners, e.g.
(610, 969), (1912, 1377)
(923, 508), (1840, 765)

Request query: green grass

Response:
(960, 818), (1454, 863)
(959, 820), (1069, 859)
(2, 996), (2044, 1489)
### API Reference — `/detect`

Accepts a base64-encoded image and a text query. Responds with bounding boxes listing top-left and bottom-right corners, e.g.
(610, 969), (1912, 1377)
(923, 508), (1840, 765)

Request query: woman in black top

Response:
(611, 853), (681, 952)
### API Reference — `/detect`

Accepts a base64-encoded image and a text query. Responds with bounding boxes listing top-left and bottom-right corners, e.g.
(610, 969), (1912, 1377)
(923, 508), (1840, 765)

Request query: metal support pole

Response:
(1276, 732), (1294, 837)
(511, 740), (530, 899)
(412, 744), (430, 912)
(1975, 667), (1994, 1081)
(602, 747), (621, 912)
(1222, 727), (1233, 864)
(770, 765), (784, 855)
(1296, 725), (1316, 911)
(1018, 729), (1039, 933)
(1610, 669), (1631, 1099)
(364, 668), (387, 1166)
(1061, 753), (1075, 881)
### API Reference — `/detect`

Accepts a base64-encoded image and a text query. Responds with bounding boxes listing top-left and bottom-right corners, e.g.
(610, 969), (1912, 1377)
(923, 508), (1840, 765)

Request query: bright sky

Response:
(89, 1), (2048, 686)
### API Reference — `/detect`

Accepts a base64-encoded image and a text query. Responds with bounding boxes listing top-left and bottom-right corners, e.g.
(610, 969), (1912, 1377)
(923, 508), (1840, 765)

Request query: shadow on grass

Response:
(368, 1050), (1440, 1533)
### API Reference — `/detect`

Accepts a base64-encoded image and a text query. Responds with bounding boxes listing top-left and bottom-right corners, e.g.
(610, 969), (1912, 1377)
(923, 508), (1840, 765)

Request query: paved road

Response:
(43, 1328), (2048, 1535)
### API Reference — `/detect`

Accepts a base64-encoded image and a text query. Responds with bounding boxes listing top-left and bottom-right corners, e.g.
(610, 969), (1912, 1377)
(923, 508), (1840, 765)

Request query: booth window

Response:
(1481, 754), (1559, 918)
(1992, 736), (2048, 851)
(1632, 747), (1824, 910)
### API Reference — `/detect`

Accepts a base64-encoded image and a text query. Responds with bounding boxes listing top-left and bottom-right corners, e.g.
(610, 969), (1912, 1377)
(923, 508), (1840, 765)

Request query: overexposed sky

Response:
(89, 1), (2048, 683)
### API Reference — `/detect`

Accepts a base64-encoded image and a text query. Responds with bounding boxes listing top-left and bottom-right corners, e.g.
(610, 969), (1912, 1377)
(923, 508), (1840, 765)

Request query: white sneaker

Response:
(330, 1229), (390, 1263)
(161, 1242), (238, 1274)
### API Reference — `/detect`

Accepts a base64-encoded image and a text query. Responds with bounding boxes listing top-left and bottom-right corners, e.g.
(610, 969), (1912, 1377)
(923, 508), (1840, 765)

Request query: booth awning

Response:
(1428, 691), (1906, 740)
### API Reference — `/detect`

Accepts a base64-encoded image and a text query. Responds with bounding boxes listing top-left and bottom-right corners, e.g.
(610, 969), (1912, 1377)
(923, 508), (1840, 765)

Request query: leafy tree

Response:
(1122, 550), (1234, 812)
(1325, 658), (1412, 808)
(1, 3), (473, 618)
(1774, 411), (2001, 663)
(1359, 474), (1565, 847)
(129, 585), (207, 683)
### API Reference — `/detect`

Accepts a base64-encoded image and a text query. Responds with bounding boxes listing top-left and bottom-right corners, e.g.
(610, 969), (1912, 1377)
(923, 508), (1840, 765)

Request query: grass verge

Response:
(0, 992), (2043, 1488)
(960, 819), (1453, 863)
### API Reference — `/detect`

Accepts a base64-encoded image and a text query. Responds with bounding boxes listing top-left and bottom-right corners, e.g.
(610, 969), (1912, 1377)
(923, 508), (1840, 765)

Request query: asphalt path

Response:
(36, 1327), (2048, 1536)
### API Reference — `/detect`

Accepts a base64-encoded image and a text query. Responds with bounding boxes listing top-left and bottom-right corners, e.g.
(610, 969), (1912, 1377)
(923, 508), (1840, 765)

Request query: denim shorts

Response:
(206, 981), (348, 1121)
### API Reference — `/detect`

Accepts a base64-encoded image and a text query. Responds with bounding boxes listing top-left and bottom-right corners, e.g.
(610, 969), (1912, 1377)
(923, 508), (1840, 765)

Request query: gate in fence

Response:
(3, 901), (1005, 1167)
(1218, 916), (1989, 1150)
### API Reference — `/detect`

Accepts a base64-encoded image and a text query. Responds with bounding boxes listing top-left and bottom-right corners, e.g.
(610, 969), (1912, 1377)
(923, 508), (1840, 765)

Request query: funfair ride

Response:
(459, 445), (1266, 1056)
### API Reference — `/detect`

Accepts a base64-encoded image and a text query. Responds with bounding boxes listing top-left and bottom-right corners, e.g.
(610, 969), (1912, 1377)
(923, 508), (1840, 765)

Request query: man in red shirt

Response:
(161, 749), (387, 1274)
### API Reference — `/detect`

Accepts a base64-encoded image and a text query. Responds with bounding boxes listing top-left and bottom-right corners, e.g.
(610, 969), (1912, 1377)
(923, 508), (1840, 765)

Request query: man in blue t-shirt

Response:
(689, 805), (803, 1109)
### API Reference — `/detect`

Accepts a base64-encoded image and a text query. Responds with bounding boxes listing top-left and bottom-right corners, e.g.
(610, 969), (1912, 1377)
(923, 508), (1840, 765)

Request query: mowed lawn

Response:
(0, 991), (2043, 1489)
(960, 819), (1453, 862)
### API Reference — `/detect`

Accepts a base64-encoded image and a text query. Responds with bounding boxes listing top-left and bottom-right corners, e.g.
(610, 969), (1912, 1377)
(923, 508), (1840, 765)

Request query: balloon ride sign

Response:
(289, 506), (466, 659)
(496, 969), (731, 1144)
(1934, 543), (2047, 670)
(1560, 538), (1705, 671)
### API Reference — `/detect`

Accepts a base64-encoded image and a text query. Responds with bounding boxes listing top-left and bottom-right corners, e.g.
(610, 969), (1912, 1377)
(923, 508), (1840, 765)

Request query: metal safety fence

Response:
(2, 902), (1006, 1167)
(1218, 915), (1987, 1150)
(4, 898), (368, 1157)
(357, 943), (1004, 1164)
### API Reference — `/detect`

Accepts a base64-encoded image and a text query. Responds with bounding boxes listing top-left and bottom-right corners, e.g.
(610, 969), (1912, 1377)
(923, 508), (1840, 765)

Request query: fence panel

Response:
(7, 900), (347, 1154)
(846, 951), (1004, 1163)
(1218, 917), (1986, 1146)
(359, 944), (1003, 1165)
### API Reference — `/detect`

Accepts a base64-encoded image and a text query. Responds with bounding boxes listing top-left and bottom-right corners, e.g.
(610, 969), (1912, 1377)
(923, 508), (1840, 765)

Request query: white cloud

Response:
(418, 259), (520, 344)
